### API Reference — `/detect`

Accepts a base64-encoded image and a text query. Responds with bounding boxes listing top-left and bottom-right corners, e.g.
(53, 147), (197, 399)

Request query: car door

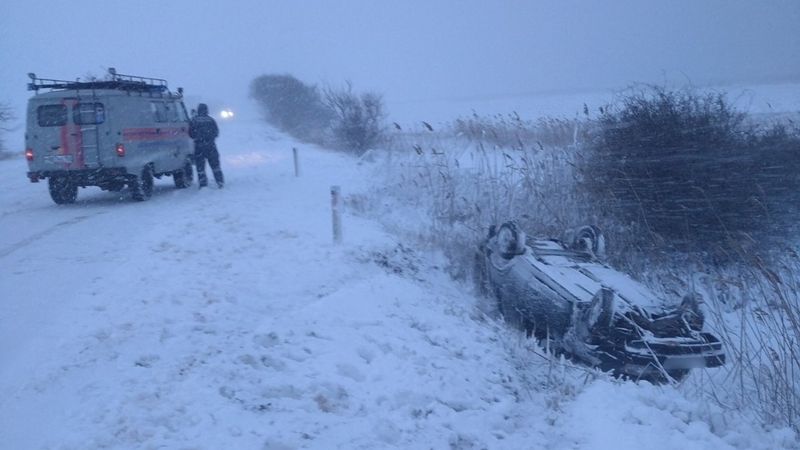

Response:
(487, 249), (574, 336)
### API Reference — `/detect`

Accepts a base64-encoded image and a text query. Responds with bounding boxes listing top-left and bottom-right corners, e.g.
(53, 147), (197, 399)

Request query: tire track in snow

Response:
(0, 213), (102, 259)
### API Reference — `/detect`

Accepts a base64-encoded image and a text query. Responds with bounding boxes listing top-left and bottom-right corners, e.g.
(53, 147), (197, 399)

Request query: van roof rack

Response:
(27, 68), (176, 97)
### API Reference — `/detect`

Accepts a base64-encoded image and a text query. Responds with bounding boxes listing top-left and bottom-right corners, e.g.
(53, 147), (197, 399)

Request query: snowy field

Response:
(388, 82), (800, 128)
(2, 86), (800, 449)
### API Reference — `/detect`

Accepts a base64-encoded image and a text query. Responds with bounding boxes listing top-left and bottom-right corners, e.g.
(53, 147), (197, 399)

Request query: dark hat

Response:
(197, 103), (209, 115)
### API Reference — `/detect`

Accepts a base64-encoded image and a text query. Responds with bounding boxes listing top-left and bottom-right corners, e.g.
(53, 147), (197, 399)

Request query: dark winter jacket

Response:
(188, 104), (219, 155)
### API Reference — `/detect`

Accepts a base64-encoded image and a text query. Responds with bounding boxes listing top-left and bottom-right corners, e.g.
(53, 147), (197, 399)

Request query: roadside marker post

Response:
(331, 186), (342, 243)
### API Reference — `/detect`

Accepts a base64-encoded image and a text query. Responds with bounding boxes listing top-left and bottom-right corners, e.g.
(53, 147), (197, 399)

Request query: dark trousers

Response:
(195, 150), (224, 187)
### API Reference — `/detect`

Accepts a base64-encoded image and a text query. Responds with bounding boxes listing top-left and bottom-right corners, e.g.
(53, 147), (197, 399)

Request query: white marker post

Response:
(293, 147), (300, 177)
(331, 185), (342, 243)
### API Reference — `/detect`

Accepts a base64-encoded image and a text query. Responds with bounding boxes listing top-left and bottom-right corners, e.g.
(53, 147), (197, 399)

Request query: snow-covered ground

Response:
(2, 101), (799, 449)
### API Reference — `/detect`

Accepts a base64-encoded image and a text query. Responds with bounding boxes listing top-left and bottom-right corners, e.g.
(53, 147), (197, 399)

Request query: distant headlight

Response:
(220, 109), (234, 119)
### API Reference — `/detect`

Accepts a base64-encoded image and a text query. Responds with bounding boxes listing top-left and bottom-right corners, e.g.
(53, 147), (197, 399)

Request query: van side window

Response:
(150, 101), (168, 122)
(175, 102), (190, 122)
(37, 105), (68, 127)
(166, 102), (180, 122)
(73, 102), (105, 125)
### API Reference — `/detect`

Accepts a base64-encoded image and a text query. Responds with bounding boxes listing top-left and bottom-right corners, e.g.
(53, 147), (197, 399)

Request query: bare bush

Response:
(249, 74), (387, 154)
(249, 74), (332, 143)
(323, 82), (386, 155)
(581, 84), (800, 256)
(0, 102), (15, 158)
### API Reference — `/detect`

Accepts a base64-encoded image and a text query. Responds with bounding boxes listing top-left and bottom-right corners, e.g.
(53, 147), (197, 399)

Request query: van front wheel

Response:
(129, 165), (154, 201)
(48, 176), (77, 204)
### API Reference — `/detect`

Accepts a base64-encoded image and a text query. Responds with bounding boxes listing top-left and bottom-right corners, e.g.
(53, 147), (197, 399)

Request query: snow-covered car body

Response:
(475, 222), (725, 382)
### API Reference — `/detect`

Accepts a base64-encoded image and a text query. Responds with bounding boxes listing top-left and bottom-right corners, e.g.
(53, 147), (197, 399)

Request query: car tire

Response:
(48, 176), (78, 205)
(571, 225), (606, 258)
(496, 222), (526, 260)
(173, 159), (193, 189)
(130, 165), (154, 201)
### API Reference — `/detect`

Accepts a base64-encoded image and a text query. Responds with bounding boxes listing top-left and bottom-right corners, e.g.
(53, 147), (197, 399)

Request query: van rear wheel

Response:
(129, 165), (154, 201)
(48, 176), (77, 204)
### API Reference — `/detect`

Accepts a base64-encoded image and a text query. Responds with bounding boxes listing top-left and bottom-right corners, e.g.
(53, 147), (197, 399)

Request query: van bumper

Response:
(27, 167), (129, 185)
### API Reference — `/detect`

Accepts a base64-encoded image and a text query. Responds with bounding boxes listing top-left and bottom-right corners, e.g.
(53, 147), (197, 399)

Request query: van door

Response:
(31, 99), (103, 170)
(72, 101), (105, 167)
(31, 100), (82, 170)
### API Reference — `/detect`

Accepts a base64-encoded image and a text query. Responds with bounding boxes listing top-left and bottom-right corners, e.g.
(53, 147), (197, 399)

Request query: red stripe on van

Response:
(58, 122), (70, 167)
(122, 127), (188, 140)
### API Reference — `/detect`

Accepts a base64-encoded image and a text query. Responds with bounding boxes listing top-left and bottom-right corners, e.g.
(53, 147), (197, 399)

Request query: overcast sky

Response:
(1, 0), (798, 122)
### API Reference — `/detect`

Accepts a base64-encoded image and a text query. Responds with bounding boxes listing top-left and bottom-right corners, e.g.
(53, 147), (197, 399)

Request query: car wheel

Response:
(129, 165), (154, 201)
(572, 225), (605, 258)
(48, 176), (77, 204)
(496, 222), (526, 260)
(173, 159), (193, 188)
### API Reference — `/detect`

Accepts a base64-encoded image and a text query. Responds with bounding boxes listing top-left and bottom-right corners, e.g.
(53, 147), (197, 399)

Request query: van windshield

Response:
(37, 105), (68, 127)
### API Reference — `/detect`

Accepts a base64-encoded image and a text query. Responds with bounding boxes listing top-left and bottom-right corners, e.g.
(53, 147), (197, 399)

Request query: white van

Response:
(25, 68), (194, 204)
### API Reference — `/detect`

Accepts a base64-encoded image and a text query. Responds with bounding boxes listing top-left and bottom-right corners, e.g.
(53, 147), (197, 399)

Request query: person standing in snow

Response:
(189, 103), (224, 189)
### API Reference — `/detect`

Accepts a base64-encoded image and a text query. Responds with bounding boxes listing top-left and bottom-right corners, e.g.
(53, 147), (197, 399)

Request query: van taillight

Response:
(25, 148), (34, 161)
(116, 143), (125, 157)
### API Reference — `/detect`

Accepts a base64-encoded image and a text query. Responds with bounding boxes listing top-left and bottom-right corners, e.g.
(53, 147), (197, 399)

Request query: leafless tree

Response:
(323, 81), (386, 155)
(0, 102), (15, 155)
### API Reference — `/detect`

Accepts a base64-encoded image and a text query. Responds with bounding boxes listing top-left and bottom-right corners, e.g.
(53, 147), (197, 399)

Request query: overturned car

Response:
(475, 222), (725, 382)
